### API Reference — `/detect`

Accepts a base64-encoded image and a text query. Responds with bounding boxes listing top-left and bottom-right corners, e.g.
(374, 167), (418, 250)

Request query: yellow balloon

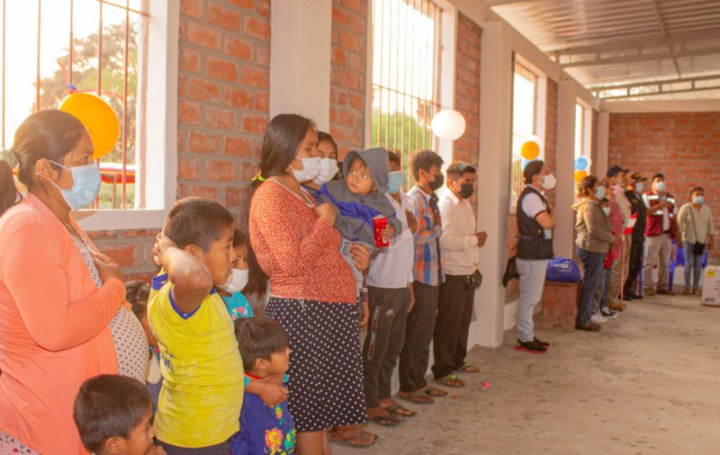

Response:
(574, 170), (588, 183)
(520, 141), (540, 160)
(59, 92), (120, 159)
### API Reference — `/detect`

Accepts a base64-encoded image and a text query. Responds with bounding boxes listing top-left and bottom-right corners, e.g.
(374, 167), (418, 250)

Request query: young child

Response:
(230, 317), (295, 455)
(148, 197), (244, 453)
(218, 229), (254, 320)
(73, 374), (166, 455)
(316, 147), (402, 290)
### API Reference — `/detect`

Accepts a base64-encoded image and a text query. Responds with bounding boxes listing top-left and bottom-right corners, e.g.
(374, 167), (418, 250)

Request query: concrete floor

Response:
(334, 293), (720, 455)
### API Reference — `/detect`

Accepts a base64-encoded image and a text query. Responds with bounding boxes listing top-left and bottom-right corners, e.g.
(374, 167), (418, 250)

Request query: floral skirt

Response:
(0, 430), (40, 454)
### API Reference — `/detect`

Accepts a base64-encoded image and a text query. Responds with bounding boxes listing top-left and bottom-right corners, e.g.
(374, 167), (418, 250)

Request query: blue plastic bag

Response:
(546, 257), (581, 283)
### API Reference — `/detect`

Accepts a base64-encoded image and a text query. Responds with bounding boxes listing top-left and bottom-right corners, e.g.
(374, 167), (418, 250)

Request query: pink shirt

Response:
(0, 193), (124, 455)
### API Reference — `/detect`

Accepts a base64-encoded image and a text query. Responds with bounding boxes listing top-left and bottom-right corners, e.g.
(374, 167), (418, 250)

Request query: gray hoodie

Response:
(319, 147), (402, 247)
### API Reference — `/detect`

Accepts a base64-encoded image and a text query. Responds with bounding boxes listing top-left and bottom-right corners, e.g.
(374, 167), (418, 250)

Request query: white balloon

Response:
(431, 109), (466, 141)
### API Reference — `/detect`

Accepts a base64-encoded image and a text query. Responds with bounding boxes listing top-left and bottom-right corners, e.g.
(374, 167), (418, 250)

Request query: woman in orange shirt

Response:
(0, 110), (146, 454)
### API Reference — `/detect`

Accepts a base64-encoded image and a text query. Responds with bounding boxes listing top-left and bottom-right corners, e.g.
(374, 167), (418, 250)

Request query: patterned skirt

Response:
(265, 297), (367, 432)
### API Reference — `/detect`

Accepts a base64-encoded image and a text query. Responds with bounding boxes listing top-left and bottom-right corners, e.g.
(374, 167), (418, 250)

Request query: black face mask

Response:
(429, 173), (444, 191)
(459, 183), (474, 199)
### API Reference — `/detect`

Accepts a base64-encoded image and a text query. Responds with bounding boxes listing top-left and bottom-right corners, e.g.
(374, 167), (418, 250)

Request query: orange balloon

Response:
(520, 141), (540, 160)
(60, 92), (120, 159)
(574, 170), (588, 183)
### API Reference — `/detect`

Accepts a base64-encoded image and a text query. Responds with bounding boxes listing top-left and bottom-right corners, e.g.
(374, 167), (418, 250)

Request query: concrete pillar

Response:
(269, 0), (332, 130)
(471, 21), (513, 348)
(553, 78), (578, 259)
(597, 111), (610, 177)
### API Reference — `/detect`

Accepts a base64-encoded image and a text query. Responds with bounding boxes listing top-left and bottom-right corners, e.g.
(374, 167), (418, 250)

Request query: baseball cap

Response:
(606, 165), (628, 178)
(629, 172), (647, 182)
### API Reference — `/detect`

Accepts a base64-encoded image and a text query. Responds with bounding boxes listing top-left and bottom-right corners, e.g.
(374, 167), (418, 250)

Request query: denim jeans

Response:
(577, 248), (605, 326)
(683, 243), (704, 290)
(516, 258), (549, 342)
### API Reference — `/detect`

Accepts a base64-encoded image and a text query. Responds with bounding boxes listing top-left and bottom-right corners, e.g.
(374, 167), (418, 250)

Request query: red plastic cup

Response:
(373, 216), (389, 248)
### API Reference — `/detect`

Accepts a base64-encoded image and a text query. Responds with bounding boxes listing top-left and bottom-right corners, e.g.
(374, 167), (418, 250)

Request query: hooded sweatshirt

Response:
(572, 197), (615, 254)
(318, 148), (402, 247)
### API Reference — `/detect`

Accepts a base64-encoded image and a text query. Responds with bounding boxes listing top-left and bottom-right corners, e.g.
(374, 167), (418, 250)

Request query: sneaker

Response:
(515, 339), (547, 354)
(533, 337), (550, 348)
(575, 322), (601, 332)
(600, 308), (619, 319)
(591, 313), (608, 324)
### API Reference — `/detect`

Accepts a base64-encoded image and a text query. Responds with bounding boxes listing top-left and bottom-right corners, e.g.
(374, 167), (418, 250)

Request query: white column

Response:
(269, 0), (332, 131)
(597, 111), (610, 177)
(470, 21), (513, 348)
(553, 78), (578, 259)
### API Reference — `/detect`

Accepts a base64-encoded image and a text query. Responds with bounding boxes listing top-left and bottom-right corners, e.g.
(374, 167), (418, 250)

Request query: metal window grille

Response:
(0, 0), (149, 209)
(370, 0), (442, 187)
(510, 59), (540, 210)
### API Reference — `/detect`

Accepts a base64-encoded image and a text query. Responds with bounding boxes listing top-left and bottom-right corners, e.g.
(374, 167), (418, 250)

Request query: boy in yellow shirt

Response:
(148, 197), (244, 454)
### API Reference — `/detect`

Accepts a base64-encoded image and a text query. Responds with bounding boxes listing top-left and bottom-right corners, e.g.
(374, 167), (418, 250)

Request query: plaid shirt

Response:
(408, 185), (444, 286)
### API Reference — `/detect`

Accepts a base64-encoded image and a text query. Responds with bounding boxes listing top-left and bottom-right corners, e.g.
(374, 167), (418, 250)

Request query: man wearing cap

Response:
(623, 172), (647, 299)
(514, 160), (555, 353)
(607, 165), (632, 306)
(642, 173), (680, 296)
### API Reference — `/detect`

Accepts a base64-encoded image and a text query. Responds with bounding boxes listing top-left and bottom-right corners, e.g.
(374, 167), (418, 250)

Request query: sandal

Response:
(422, 386), (449, 397)
(397, 391), (434, 405)
(370, 413), (402, 427)
(384, 403), (416, 417)
(330, 428), (377, 448)
(435, 374), (465, 388)
(457, 364), (480, 373)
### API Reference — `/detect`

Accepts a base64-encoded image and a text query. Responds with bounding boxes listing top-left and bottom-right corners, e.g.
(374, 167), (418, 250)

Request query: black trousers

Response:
(362, 286), (410, 407)
(432, 274), (475, 380)
(624, 238), (645, 294)
(398, 281), (439, 393)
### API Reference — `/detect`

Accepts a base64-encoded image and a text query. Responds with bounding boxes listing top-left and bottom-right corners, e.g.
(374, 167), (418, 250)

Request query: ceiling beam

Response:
(590, 74), (720, 92)
(551, 28), (720, 56)
(561, 47), (720, 67)
(596, 85), (720, 100)
(592, 74), (720, 99)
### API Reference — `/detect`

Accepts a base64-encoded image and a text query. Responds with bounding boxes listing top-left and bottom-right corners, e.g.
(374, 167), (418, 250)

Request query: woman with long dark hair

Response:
(248, 114), (370, 454)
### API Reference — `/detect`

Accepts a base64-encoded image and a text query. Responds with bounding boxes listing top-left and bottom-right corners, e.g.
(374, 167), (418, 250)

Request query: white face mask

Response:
(634, 182), (644, 193)
(540, 173), (556, 190)
(291, 157), (321, 183)
(312, 158), (339, 185)
(219, 268), (249, 294)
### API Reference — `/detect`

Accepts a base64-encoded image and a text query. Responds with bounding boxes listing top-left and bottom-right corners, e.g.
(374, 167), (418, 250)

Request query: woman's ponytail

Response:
(0, 160), (19, 217)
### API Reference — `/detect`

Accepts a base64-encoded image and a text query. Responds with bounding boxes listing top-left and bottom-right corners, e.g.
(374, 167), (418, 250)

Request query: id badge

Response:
(543, 229), (552, 240)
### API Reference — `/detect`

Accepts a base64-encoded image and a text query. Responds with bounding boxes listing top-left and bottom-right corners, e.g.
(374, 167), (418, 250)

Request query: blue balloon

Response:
(574, 156), (589, 171)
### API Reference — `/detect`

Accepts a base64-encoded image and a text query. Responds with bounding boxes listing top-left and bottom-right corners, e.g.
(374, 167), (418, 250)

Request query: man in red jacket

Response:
(642, 173), (681, 296)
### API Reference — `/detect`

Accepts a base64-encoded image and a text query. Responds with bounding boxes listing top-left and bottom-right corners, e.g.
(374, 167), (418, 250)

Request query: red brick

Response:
(186, 76), (221, 102)
(332, 7), (351, 28)
(257, 0), (270, 17)
(180, 48), (201, 73)
(340, 0), (364, 15)
(244, 16), (271, 41)
(100, 245), (136, 268)
(228, 0), (255, 11)
(224, 87), (254, 109)
(349, 93), (362, 110)
(225, 136), (253, 156)
(205, 159), (237, 182)
(180, 0), (203, 18)
(188, 132), (221, 154)
(178, 157), (201, 180)
(240, 162), (260, 180)
(349, 53), (365, 73)
(182, 185), (219, 199)
(179, 100), (201, 125)
(241, 66), (269, 88)
(205, 107), (237, 130)
(254, 93), (269, 112)
(256, 44), (270, 67)
(226, 187), (242, 207)
(184, 21), (221, 51)
(332, 47), (347, 65)
(242, 114), (268, 133)
(337, 68), (362, 90)
(209, 2), (242, 31)
(207, 56), (238, 82)
(339, 30), (360, 53)
(226, 37), (253, 60)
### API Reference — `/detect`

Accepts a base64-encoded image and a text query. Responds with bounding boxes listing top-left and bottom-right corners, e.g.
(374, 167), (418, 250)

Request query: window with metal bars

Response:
(370, 0), (442, 187)
(510, 57), (545, 210)
(0, 0), (148, 210)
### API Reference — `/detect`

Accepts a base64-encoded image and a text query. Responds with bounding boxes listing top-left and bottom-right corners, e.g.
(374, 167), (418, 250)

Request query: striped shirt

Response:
(408, 185), (444, 286)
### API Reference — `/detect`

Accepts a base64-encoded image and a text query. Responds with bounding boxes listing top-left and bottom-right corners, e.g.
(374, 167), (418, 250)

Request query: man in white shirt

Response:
(363, 151), (418, 424)
(431, 162), (486, 387)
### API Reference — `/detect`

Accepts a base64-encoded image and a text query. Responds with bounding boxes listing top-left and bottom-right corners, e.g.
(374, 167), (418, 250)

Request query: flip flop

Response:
(422, 386), (448, 397)
(385, 403), (417, 417)
(457, 364), (480, 373)
(329, 428), (377, 448)
(397, 391), (434, 405)
(370, 413), (403, 427)
(435, 374), (465, 388)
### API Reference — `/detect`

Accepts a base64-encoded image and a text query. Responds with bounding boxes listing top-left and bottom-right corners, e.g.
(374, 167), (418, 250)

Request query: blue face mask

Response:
(693, 196), (704, 205)
(387, 171), (403, 194)
(49, 161), (102, 210)
(595, 186), (606, 200)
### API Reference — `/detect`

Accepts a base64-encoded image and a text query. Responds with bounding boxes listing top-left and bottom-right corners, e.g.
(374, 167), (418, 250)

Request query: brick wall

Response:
(608, 112), (720, 262)
(330, 0), (368, 159)
(90, 0), (272, 280)
(591, 109), (599, 175)
(453, 13), (481, 168)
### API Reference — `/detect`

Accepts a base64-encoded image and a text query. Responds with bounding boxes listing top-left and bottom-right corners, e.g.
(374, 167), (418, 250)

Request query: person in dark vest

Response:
(623, 172), (648, 299)
(642, 173), (679, 296)
(515, 160), (555, 353)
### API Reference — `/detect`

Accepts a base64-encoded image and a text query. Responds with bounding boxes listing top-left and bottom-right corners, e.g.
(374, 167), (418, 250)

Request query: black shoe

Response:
(621, 293), (634, 301)
(628, 291), (642, 300)
(515, 339), (547, 354)
(533, 337), (550, 348)
(575, 322), (601, 332)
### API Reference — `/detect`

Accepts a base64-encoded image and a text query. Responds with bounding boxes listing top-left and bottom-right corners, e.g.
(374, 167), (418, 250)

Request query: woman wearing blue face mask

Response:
(677, 186), (714, 296)
(0, 110), (148, 455)
(572, 175), (616, 332)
